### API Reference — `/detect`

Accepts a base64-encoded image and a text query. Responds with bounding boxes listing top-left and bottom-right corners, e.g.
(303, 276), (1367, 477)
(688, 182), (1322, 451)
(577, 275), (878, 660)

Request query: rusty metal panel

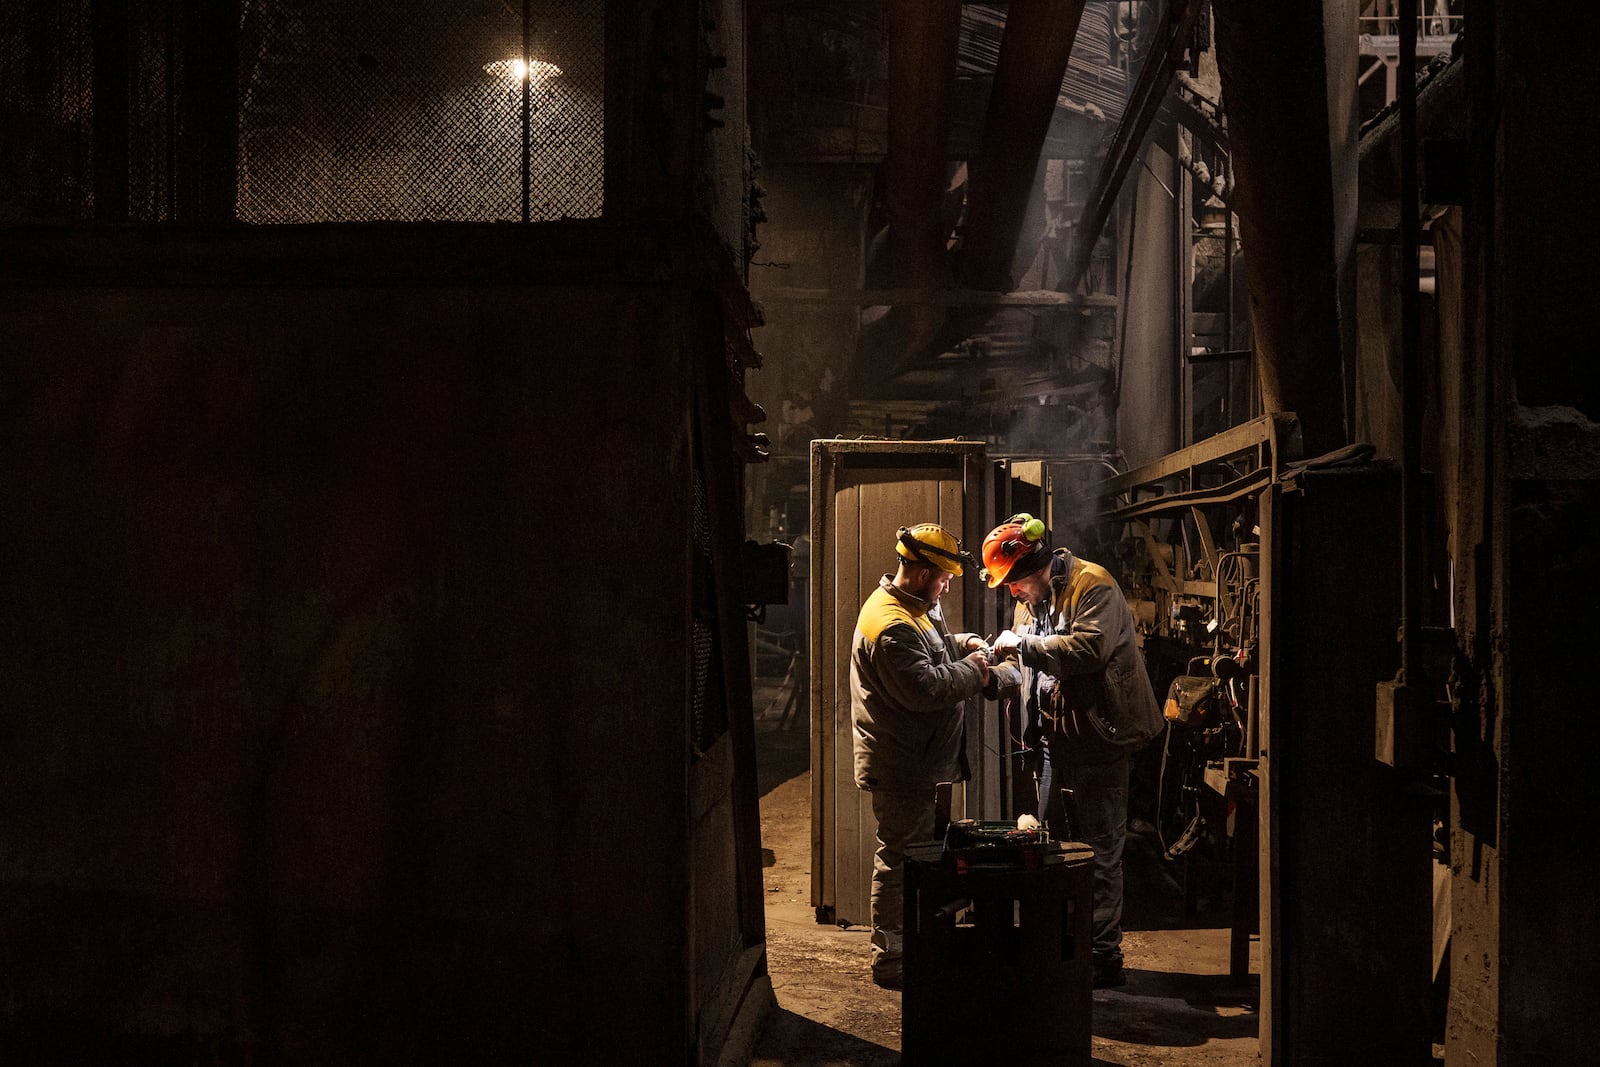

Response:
(809, 439), (994, 926)
(1257, 467), (1431, 1065)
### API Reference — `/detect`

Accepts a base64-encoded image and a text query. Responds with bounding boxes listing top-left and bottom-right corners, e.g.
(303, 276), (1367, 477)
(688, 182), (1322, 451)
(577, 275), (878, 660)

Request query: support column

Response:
(1211, 0), (1357, 457)
(175, 0), (240, 221)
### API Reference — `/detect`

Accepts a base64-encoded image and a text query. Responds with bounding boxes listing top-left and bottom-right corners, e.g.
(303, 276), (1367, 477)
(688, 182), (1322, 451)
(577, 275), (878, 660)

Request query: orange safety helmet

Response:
(980, 513), (1051, 588)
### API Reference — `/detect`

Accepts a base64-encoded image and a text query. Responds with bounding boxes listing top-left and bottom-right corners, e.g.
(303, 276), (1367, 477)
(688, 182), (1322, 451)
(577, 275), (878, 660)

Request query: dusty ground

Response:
(747, 685), (1262, 1066)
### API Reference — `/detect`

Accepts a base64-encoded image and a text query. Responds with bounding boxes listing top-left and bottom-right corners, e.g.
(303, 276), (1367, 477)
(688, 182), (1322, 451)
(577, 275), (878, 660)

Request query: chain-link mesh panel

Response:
(691, 616), (716, 753)
(127, 0), (177, 221)
(237, 1), (603, 223)
(0, 0), (94, 222)
(690, 457), (730, 755)
(1, 1), (602, 224)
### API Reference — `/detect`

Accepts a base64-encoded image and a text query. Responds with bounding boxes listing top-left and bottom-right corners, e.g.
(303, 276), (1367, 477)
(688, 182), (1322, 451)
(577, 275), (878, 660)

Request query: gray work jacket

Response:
(849, 576), (984, 792)
(1011, 550), (1163, 757)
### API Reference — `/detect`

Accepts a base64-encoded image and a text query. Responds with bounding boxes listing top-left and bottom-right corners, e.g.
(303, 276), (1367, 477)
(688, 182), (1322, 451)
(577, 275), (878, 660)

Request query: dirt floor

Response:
(746, 682), (1263, 1067)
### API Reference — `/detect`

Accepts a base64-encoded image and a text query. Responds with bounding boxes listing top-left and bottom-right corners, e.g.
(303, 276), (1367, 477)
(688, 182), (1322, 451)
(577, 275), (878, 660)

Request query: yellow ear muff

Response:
(1022, 517), (1046, 542)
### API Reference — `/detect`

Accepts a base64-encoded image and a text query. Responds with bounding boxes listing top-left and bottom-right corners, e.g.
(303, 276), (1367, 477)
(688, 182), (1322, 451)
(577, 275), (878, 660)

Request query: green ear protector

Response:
(1006, 513), (1048, 545)
(998, 511), (1049, 556)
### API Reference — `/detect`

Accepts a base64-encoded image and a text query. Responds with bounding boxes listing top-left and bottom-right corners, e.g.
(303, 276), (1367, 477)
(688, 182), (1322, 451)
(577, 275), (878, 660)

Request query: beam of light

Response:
(483, 57), (563, 82)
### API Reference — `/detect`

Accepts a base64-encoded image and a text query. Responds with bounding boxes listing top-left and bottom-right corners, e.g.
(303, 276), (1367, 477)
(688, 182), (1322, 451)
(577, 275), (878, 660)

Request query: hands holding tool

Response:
(962, 648), (992, 686)
(965, 633), (1021, 698)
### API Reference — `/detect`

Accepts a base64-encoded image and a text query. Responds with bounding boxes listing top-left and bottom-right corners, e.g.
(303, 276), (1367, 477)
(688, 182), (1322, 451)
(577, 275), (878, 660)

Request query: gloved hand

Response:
(983, 659), (1022, 699)
(992, 629), (1022, 656)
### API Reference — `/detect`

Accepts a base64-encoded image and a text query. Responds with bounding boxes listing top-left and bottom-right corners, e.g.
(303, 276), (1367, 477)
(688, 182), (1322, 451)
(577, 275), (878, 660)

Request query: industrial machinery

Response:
(1087, 414), (1299, 968)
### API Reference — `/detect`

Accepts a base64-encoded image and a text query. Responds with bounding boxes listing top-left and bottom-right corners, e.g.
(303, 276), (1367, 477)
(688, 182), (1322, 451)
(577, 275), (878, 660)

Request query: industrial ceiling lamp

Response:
(482, 57), (563, 82)
(490, 3), (565, 223)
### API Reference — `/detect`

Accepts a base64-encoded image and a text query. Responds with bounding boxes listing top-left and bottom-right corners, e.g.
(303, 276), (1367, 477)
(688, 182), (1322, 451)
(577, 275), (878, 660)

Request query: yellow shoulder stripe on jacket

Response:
(1066, 558), (1116, 612)
(857, 588), (934, 643)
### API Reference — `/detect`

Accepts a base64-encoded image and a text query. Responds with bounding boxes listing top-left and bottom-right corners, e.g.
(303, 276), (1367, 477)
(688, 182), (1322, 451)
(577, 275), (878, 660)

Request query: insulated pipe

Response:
(959, 0), (1088, 291)
(1176, 136), (1230, 203)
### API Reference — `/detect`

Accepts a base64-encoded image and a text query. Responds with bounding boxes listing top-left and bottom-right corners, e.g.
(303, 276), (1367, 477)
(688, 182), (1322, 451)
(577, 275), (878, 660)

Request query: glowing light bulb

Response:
(483, 57), (564, 82)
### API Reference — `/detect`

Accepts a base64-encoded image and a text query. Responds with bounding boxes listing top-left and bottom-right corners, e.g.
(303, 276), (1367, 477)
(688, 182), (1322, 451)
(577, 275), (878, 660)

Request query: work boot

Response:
(871, 963), (903, 990)
(1092, 960), (1126, 989)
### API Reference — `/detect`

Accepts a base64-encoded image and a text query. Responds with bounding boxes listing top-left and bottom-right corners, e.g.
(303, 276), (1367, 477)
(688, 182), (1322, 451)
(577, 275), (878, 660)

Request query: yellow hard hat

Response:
(895, 523), (971, 576)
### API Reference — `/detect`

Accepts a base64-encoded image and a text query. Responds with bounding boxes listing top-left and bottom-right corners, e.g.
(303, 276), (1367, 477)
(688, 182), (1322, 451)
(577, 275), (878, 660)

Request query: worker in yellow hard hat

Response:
(848, 522), (1018, 989)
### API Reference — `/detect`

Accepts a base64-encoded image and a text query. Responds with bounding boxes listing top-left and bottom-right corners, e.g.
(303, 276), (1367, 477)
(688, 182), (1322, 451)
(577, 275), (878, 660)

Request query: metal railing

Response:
(1357, 13), (1463, 48)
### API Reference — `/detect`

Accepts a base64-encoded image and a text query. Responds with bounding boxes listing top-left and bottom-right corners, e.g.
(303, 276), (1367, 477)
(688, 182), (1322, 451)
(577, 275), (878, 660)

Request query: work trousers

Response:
(1038, 738), (1129, 968)
(868, 786), (935, 980)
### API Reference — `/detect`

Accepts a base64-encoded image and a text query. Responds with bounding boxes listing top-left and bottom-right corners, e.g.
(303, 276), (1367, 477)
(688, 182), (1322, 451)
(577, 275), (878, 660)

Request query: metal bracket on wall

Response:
(1077, 412), (1304, 523)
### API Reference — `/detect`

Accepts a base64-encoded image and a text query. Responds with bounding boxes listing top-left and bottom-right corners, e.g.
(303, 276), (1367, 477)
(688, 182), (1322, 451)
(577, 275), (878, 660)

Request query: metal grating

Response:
(238, 0), (604, 223)
(128, 0), (177, 221)
(0, 1), (602, 224)
(0, 0), (94, 222)
(691, 617), (716, 752)
(689, 442), (729, 755)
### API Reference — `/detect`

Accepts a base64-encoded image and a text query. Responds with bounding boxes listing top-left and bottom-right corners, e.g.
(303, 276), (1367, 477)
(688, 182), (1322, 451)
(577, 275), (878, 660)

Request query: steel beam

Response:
(761, 287), (1117, 308)
(90, 0), (130, 222)
(959, 0), (1088, 291)
(1095, 412), (1303, 502)
(882, 0), (963, 286)
(1061, 0), (1201, 293)
(1101, 468), (1271, 522)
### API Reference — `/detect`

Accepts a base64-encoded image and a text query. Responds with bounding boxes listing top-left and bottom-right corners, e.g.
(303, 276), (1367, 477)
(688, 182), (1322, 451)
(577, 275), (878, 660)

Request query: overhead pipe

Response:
(959, 0), (1088, 291)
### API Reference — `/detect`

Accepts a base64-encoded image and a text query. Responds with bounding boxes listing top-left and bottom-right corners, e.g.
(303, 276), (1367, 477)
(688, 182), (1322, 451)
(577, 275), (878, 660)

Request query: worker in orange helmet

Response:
(983, 514), (1163, 989)
(849, 522), (1019, 989)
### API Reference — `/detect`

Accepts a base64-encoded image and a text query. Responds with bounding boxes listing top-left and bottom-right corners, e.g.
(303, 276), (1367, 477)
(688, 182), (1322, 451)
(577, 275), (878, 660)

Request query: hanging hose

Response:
(1155, 720), (1203, 860)
(1158, 721), (1200, 860)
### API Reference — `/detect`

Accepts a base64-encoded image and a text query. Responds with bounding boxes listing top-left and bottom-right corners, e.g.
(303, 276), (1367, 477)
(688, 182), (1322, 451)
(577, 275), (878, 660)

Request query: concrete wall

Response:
(746, 164), (873, 530)
(700, 0), (751, 254)
(1258, 468), (1431, 1066)
(0, 229), (725, 1063)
